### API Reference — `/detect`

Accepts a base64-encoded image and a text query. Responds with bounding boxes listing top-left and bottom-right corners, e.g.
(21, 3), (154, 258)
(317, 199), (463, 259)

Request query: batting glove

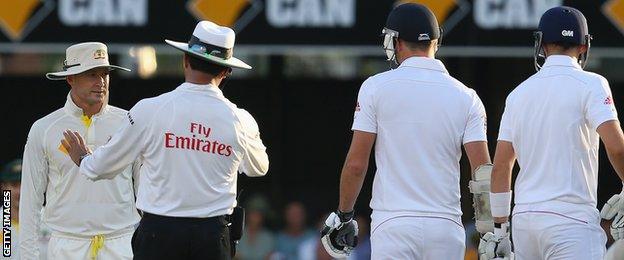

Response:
(601, 188), (624, 240)
(478, 222), (514, 260)
(320, 210), (358, 258)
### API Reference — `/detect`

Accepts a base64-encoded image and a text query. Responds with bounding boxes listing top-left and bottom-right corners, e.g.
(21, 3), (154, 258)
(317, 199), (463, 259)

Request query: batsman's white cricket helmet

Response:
(165, 20), (251, 70)
(46, 42), (130, 80)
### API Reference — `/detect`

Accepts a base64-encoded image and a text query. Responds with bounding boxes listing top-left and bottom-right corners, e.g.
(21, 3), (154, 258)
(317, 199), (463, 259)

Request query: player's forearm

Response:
(491, 164), (513, 223)
(338, 160), (368, 212)
(241, 137), (269, 177)
(18, 187), (43, 259)
(81, 151), (127, 180)
(18, 211), (42, 259)
(491, 163), (512, 193)
(19, 136), (46, 258)
(464, 141), (491, 171)
(490, 141), (516, 223)
(597, 121), (624, 182)
(81, 126), (143, 180)
(606, 149), (624, 182)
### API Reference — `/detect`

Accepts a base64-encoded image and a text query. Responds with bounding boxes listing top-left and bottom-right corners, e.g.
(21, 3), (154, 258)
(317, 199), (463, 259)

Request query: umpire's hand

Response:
(61, 130), (91, 166)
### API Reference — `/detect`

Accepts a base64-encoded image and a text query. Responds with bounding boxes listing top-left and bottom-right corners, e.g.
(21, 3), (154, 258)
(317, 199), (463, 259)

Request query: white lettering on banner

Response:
(267, 0), (355, 28)
(474, 0), (562, 29)
(59, 0), (147, 27)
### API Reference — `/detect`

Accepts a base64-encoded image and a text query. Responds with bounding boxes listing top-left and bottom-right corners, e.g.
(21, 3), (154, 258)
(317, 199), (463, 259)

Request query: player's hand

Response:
(61, 130), (91, 166)
(320, 211), (358, 258)
(478, 222), (514, 260)
(601, 189), (624, 240)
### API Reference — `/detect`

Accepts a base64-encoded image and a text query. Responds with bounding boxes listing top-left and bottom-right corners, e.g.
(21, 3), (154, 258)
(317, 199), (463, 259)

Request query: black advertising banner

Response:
(0, 0), (623, 47)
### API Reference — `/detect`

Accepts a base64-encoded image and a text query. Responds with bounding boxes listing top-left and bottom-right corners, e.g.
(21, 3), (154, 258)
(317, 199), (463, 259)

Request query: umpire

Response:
(61, 21), (269, 259)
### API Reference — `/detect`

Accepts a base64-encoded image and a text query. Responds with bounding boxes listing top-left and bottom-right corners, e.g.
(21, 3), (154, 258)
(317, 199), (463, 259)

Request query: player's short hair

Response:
(185, 54), (229, 76)
(402, 40), (435, 52)
(550, 41), (580, 51)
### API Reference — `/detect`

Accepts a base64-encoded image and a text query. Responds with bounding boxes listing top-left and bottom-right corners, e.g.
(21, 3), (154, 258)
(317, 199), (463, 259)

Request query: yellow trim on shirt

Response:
(81, 114), (92, 128)
(58, 143), (69, 155)
(89, 235), (104, 260)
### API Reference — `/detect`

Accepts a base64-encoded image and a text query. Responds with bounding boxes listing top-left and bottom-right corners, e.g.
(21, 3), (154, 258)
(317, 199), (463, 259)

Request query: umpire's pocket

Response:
(220, 225), (231, 259)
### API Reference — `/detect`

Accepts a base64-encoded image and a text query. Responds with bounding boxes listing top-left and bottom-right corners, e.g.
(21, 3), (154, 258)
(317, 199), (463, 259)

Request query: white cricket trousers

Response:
(370, 216), (465, 260)
(512, 212), (606, 260)
(47, 228), (134, 260)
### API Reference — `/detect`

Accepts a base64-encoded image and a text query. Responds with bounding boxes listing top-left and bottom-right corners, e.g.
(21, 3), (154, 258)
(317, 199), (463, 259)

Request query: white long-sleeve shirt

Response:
(19, 94), (141, 259)
(80, 82), (269, 218)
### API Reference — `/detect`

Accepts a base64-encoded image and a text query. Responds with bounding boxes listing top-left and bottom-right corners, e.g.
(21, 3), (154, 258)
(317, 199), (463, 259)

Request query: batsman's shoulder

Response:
(582, 71), (610, 89)
(358, 74), (383, 96)
(559, 70), (610, 93)
(367, 69), (394, 85)
(507, 75), (539, 99)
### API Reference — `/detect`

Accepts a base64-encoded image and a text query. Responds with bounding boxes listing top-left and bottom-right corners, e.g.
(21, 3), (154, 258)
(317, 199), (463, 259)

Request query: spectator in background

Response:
(298, 213), (333, 260)
(1, 159), (50, 260)
(236, 195), (275, 260)
(274, 202), (315, 259)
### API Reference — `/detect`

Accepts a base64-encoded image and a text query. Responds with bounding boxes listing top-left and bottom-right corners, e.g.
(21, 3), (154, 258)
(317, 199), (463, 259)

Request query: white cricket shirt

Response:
(499, 55), (618, 217)
(80, 82), (269, 218)
(353, 57), (488, 229)
(20, 94), (141, 259)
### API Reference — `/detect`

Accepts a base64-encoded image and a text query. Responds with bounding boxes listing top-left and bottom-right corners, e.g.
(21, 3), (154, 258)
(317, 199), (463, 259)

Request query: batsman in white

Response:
(320, 3), (491, 259)
(487, 6), (624, 260)
(19, 42), (140, 260)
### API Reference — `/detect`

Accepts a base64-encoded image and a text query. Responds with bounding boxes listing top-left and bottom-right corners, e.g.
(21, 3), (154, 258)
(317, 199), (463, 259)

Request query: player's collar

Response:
(177, 82), (224, 96)
(542, 55), (582, 69)
(63, 93), (108, 118)
(399, 56), (448, 73)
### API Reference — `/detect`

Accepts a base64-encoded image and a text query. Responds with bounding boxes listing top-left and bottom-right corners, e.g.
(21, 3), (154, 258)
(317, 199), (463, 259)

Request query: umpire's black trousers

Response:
(132, 212), (231, 260)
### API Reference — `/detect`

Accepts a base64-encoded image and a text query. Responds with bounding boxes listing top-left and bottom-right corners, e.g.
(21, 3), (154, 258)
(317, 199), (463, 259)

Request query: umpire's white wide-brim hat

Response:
(165, 21), (252, 70)
(46, 42), (130, 80)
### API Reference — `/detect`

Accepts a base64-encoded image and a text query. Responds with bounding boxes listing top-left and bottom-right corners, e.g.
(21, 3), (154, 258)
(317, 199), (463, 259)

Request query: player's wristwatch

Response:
(78, 153), (90, 165)
(336, 210), (354, 222)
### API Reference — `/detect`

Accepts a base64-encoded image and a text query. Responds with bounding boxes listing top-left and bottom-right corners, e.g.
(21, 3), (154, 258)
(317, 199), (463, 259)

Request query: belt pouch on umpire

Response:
(229, 206), (245, 256)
